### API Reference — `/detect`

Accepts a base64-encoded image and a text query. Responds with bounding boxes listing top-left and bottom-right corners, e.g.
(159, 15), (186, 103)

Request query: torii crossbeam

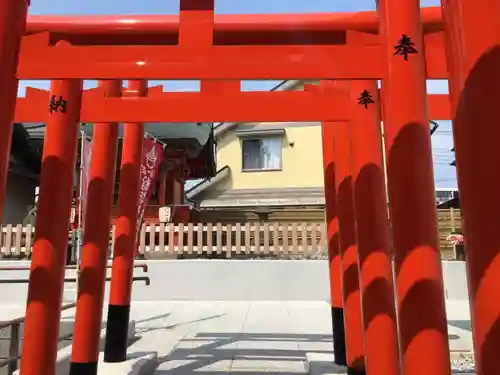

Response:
(15, 84), (451, 123)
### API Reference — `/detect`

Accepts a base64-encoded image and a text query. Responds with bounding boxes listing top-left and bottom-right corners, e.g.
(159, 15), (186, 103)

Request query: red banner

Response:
(136, 137), (165, 236)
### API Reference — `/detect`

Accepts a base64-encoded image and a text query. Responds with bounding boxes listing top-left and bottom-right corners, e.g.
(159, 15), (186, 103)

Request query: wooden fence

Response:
(437, 208), (461, 260)
(0, 209), (462, 259)
(0, 224), (34, 257)
(137, 222), (326, 257)
(0, 222), (326, 258)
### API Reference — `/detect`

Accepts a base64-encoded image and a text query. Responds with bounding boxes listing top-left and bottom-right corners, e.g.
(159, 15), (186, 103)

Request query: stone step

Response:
(12, 320), (136, 375)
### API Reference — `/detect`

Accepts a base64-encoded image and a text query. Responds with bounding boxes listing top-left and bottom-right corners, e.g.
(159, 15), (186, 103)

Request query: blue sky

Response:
(24, 0), (456, 189)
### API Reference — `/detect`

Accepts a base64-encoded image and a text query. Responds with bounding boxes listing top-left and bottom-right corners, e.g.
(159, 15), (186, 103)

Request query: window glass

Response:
(242, 136), (282, 170)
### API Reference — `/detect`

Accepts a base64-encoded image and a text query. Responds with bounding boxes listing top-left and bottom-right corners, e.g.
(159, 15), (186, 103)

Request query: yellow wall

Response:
(216, 123), (324, 190)
(293, 80), (317, 91)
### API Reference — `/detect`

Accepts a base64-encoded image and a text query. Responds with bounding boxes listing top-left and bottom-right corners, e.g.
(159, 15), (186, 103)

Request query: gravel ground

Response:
(0, 322), (74, 375)
(451, 355), (475, 373)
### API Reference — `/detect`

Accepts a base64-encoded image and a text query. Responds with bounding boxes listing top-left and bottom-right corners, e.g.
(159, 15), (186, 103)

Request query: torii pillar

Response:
(442, 1), (500, 374)
(377, 1), (451, 375)
(0, 0), (30, 224)
(334, 121), (365, 375)
(350, 80), (400, 375)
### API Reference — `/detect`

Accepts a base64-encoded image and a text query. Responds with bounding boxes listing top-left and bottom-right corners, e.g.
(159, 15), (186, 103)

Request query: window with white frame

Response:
(241, 136), (282, 171)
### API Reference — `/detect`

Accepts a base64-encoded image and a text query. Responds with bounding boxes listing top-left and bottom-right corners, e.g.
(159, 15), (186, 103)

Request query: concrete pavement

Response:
(0, 260), (474, 374)
(0, 300), (473, 375)
(125, 300), (473, 374)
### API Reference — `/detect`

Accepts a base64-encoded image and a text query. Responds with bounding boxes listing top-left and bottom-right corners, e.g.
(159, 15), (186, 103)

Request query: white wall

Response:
(0, 260), (469, 305)
(1, 173), (36, 225)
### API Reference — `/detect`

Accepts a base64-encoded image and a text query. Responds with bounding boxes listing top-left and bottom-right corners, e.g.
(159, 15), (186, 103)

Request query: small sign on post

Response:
(159, 206), (172, 223)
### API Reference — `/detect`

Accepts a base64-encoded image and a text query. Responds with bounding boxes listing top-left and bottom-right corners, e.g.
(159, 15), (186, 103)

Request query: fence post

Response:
(8, 323), (20, 375)
(450, 208), (456, 232)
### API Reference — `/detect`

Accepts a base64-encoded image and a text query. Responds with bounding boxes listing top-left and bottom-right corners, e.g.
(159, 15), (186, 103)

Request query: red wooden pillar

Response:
(19, 80), (83, 375)
(165, 178), (175, 205)
(179, 0), (214, 48)
(0, 0), (29, 224)
(377, 0), (451, 374)
(334, 122), (365, 375)
(321, 120), (347, 366)
(158, 173), (167, 206)
(201, 80), (240, 93)
(174, 180), (185, 204)
(104, 80), (147, 362)
(349, 80), (400, 375)
(442, 1), (500, 374)
(70, 80), (122, 375)
(440, 1), (462, 114)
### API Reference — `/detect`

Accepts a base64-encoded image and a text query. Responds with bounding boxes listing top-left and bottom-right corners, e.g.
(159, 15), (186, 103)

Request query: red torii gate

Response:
(14, 84), (452, 123)
(15, 78), (452, 375)
(16, 29), (448, 80)
(0, 1), (498, 375)
(14, 79), (451, 375)
(24, 7), (444, 36)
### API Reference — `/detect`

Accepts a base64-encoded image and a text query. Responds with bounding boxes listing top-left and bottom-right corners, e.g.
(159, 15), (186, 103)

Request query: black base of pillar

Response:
(331, 306), (347, 366)
(347, 366), (366, 375)
(69, 362), (98, 375)
(103, 304), (131, 363)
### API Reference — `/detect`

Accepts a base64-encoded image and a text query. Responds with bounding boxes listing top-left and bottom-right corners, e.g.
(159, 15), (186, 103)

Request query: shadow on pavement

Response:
(154, 332), (332, 374)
